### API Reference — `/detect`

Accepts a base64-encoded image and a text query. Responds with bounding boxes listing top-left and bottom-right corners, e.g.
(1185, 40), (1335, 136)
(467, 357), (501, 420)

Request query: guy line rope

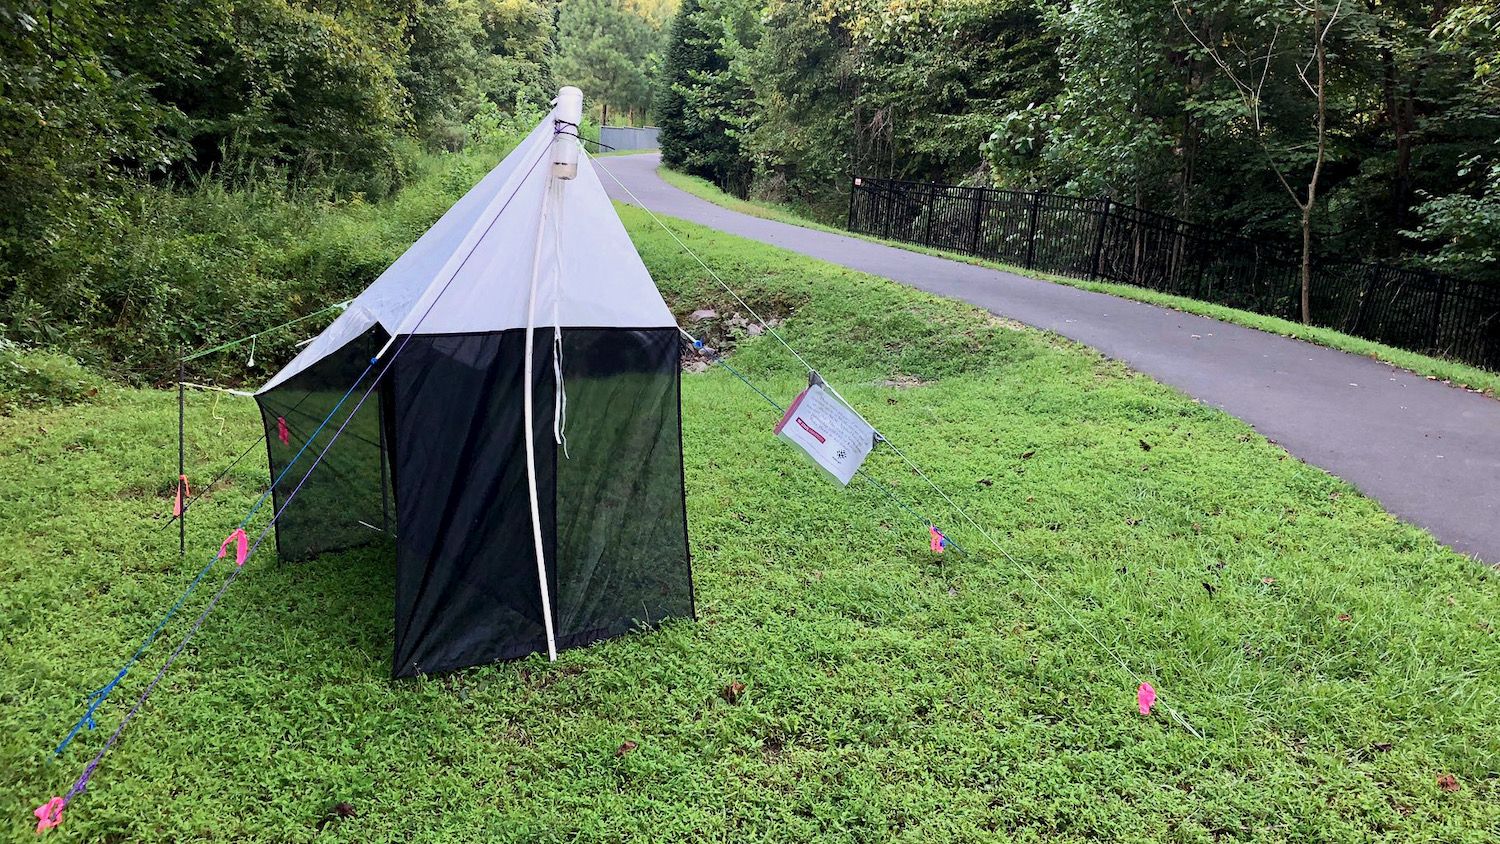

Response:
(587, 148), (1202, 739)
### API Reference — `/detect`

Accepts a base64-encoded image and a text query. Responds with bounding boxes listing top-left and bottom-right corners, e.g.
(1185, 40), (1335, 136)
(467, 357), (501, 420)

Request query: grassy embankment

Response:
(656, 167), (1500, 397)
(1, 163), (1496, 841)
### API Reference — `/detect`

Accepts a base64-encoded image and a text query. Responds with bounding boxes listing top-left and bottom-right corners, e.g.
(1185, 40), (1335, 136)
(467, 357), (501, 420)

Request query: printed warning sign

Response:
(773, 384), (875, 486)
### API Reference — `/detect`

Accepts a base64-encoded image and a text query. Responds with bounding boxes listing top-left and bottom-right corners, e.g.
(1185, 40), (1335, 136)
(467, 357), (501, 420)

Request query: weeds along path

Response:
(601, 153), (1500, 565)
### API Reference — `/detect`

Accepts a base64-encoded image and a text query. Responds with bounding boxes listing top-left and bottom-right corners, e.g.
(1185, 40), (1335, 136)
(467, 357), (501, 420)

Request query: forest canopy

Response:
(654, 0), (1500, 282)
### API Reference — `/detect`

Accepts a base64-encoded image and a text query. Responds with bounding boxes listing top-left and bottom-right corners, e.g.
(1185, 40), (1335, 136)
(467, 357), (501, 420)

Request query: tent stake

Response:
(178, 351), (186, 558)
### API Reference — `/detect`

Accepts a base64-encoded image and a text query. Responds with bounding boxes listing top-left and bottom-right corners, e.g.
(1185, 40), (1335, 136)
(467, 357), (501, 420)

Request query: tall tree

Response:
(983, 0), (1197, 210)
(0, 0), (557, 353)
(668, 0), (1055, 211)
(654, 0), (757, 191)
(1176, 0), (1348, 323)
(400, 0), (557, 149)
(1403, 4), (1500, 281)
(401, 0), (486, 149)
(0, 1), (202, 266)
(556, 0), (669, 124)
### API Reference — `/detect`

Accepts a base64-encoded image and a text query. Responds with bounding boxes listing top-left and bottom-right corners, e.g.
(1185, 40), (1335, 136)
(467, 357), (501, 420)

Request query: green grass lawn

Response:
(2, 208), (1496, 842)
(655, 166), (1500, 397)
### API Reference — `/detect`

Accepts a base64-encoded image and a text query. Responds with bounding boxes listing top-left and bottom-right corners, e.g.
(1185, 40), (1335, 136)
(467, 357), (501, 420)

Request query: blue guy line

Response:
(53, 357), (378, 757)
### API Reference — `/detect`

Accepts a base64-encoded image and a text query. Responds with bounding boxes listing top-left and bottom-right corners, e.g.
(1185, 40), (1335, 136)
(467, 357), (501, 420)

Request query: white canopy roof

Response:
(258, 107), (674, 394)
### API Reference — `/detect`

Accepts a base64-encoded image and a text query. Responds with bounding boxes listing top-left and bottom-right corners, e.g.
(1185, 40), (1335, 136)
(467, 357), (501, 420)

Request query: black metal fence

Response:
(847, 176), (1500, 371)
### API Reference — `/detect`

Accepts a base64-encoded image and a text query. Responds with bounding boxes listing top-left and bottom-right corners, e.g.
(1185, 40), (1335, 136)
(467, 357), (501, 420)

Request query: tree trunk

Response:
(1301, 0), (1330, 325)
(1301, 203), (1313, 324)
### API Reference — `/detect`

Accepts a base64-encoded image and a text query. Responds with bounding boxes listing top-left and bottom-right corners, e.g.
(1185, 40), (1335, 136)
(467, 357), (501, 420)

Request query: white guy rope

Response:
(524, 172), (561, 663)
(550, 168), (571, 458)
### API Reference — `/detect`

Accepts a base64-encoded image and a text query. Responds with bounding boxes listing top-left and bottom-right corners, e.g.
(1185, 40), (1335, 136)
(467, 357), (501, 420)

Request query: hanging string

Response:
(161, 386), (321, 532)
(179, 300), (351, 363)
(207, 354), (233, 436)
(53, 352), (379, 757)
(61, 253), (397, 757)
(550, 160), (570, 459)
(159, 436), (262, 531)
(593, 149), (1199, 737)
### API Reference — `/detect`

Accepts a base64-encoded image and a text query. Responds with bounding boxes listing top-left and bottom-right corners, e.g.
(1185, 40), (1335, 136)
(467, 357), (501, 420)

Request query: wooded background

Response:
(1, 1), (1495, 388)
(0, 0), (675, 382)
(656, 0), (1499, 288)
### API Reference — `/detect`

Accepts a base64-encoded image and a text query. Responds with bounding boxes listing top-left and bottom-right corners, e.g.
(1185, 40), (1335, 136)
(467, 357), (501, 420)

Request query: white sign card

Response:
(773, 384), (875, 486)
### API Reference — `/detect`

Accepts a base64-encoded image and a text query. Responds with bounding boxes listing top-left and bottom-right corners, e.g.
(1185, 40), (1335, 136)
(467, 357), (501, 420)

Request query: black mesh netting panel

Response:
(255, 328), (392, 563)
(388, 327), (691, 677)
(553, 328), (693, 643)
(389, 331), (558, 677)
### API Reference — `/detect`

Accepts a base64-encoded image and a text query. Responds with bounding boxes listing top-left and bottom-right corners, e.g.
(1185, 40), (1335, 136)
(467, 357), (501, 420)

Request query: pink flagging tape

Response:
(34, 797), (64, 833)
(218, 528), (249, 567)
(929, 526), (947, 554)
(277, 416), (290, 446)
(1137, 682), (1157, 715)
(172, 475), (190, 517)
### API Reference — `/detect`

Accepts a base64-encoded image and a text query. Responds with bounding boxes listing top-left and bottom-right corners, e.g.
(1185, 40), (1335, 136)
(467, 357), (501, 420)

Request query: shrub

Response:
(0, 339), (104, 414)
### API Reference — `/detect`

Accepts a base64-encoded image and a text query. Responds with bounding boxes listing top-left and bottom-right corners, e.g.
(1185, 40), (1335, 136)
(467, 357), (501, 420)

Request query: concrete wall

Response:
(600, 125), (661, 153)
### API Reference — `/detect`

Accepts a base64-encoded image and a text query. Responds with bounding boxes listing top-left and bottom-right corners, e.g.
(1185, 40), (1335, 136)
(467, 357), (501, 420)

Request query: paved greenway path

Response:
(600, 152), (1500, 564)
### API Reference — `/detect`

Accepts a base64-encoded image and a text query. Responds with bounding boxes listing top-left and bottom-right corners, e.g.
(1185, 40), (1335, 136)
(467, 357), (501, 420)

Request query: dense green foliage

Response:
(0, 0), (693, 380)
(0, 0), (554, 379)
(10, 0), (1489, 380)
(657, 0), (1056, 217)
(656, 0), (1500, 279)
(3, 202), (1496, 840)
(0, 124), (542, 385)
(555, 0), (678, 126)
(655, 0), (760, 193)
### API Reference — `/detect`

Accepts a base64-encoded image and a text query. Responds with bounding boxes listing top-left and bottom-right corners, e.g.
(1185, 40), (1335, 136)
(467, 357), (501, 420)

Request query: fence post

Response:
(1349, 264), (1378, 336)
(1088, 197), (1111, 280)
(847, 176), (857, 232)
(1023, 191), (1043, 269)
(876, 183), (888, 239)
(923, 185), (936, 247)
(968, 188), (984, 255)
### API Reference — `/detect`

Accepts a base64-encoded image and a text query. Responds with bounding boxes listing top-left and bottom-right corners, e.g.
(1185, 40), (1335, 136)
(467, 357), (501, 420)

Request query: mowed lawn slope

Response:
(1, 207), (1495, 842)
